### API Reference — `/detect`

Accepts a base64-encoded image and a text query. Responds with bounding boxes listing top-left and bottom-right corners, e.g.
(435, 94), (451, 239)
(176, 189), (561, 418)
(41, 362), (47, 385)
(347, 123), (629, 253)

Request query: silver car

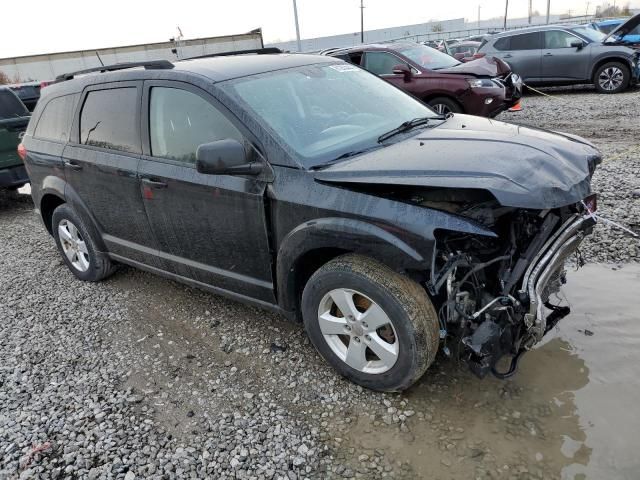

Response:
(478, 21), (640, 93)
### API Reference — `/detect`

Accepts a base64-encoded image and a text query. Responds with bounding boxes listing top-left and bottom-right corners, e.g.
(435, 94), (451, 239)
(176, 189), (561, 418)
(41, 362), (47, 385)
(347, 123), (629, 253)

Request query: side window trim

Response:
(32, 93), (79, 143)
(140, 80), (267, 167)
(69, 80), (143, 157)
(506, 31), (542, 50)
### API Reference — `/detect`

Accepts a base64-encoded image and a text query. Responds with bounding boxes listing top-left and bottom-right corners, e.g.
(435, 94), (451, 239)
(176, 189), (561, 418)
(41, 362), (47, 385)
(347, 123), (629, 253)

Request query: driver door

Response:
(542, 30), (591, 81)
(137, 80), (275, 303)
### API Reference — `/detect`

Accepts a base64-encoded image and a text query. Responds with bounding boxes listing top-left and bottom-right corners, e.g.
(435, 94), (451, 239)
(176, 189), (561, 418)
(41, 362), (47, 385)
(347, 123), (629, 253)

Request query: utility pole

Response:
(503, 0), (509, 30)
(293, 0), (302, 52)
(478, 5), (481, 29)
(585, 2), (590, 18)
(360, 0), (365, 43)
(528, 0), (532, 23)
(546, 0), (551, 24)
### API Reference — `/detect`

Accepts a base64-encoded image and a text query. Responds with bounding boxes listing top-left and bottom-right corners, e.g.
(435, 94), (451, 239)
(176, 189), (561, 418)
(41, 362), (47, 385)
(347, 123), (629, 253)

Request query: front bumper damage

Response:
(429, 209), (595, 380)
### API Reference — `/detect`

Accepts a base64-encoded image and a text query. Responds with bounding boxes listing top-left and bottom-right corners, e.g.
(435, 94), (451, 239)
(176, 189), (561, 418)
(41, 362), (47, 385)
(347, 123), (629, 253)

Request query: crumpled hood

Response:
(314, 115), (601, 209)
(434, 56), (512, 77)
(603, 13), (640, 42)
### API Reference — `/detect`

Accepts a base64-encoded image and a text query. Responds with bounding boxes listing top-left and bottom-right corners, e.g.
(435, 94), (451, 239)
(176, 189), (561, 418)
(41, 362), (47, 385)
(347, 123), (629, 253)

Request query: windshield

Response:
(221, 62), (438, 168)
(395, 44), (460, 70)
(572, 26), (607, 42)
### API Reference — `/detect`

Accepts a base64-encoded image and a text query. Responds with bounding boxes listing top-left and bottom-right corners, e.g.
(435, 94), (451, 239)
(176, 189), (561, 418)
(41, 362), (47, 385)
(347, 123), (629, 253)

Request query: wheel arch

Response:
(276, 217), (431, 319)
(422, 94), (465, 113)
(590, 56), (632, 80)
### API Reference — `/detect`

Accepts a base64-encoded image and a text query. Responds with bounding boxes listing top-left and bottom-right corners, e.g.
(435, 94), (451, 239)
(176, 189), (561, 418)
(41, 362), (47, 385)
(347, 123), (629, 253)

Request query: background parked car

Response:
(0, 86), (30, 190)
(7, 81), (44, 111)
(448, 41), (482, 62)
(327, 42), (522, 117)
(586, 15), (640, 47)
(478, 23), (640, 93)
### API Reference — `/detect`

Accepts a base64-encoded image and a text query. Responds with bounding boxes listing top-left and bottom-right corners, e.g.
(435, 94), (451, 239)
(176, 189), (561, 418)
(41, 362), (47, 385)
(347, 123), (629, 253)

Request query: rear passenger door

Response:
(63, 82), (163, 268)
(541, 30), (590, 81)
(491, 32), (542, 82)
(137, 81), (275, 303)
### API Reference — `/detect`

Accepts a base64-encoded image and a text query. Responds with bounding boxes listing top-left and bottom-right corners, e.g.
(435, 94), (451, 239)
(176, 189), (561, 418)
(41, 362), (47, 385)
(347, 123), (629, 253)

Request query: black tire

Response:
(52, 203), (116, 282)
(301, 254), (439, 392)
(593, 61), (630, 94)
(428, 96), (463, 115)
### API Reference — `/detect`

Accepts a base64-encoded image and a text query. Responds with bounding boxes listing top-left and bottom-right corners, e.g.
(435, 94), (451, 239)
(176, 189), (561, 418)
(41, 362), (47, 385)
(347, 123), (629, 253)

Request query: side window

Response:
(80, 88), (140, 153)
(545, 31), (580, 49)
(509, 32), (542, 50)
(34, 94), (78, 142)
(149, 87), (243, 164)
(363, 52), (401, 75)
(347, 52), (363, 65)
(493, 37), (510, 51)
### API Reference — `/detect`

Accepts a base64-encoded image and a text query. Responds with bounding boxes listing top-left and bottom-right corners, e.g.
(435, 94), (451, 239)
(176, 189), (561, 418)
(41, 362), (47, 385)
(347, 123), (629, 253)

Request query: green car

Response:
(0, 86), (30, 189)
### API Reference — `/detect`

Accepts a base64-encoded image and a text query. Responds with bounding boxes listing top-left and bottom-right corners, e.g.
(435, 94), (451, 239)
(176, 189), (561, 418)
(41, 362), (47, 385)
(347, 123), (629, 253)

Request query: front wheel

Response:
(301, 255), (439, 392)
(428, 97), (462, 115)
(593, 62), (630, 94)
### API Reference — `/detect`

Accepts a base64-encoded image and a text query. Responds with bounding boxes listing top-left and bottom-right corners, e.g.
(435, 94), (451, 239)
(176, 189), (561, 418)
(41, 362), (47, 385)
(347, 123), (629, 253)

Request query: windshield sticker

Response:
(329, 64), (360, 72)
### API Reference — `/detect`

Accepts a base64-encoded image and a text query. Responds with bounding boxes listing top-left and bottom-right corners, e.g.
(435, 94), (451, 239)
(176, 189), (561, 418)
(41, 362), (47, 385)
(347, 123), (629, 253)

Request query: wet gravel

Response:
(1, 86), (639, 480)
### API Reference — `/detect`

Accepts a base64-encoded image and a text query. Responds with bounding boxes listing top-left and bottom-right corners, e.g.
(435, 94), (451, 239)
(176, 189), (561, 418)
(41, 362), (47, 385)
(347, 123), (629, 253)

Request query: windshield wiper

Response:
(377, 116), (440, 143)
(310, 145), (382, 170)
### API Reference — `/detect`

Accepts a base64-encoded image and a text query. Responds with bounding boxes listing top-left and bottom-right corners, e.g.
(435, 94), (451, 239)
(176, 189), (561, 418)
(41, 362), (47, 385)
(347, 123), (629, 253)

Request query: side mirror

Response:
(196, 139), (262, 175)
(392, 64), (412, 81)
(570, 40), (584, 50)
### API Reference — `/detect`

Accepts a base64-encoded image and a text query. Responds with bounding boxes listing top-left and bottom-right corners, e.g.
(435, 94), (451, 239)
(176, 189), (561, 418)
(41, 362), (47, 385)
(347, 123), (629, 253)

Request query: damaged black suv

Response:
(21, 50), (600, 391)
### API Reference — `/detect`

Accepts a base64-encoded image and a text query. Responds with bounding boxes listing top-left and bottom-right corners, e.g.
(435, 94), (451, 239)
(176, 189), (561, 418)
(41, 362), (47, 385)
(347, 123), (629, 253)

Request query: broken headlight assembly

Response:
(427, 199), (596, 379)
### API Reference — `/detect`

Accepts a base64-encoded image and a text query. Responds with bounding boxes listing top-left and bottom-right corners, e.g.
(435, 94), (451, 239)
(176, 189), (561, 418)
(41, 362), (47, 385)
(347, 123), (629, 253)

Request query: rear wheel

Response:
(52, 204), (116, 282)
(301, 254), (439, 392)
(428, 97), (462, 115)
(593, 61), (630, 94)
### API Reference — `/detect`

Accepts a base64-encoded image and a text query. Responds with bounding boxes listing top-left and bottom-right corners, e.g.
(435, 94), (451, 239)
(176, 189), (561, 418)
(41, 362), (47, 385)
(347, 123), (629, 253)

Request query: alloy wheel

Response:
(432, 103), (452, 115)
(598, 66), (624, 91)
(317, 288), (399, 374)
(58, 219), (90, 272)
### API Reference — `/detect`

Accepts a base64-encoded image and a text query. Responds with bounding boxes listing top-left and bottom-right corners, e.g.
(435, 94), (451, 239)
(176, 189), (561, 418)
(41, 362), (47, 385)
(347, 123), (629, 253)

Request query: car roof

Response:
(170, 53), (337, 81)
(491, 24), (578, 38)
(596, 19), (625, 26)
(330, 42), (419, 55)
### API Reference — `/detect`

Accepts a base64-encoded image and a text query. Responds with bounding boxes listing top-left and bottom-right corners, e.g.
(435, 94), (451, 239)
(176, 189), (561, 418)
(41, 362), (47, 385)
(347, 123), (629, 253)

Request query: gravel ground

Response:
(1, 86), (639, 480)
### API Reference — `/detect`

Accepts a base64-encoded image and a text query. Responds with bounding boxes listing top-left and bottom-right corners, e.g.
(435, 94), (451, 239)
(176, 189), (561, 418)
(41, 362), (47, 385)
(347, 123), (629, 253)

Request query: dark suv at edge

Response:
(22, 51), (600, 391)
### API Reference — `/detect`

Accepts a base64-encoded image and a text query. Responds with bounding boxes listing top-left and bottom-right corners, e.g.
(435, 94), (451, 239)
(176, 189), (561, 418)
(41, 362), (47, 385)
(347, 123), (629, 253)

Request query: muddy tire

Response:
(593, 61), (630, 94)
(52, 204), (116, 282)
(428, 96), (463, 115)
(301, 254), (439, 392)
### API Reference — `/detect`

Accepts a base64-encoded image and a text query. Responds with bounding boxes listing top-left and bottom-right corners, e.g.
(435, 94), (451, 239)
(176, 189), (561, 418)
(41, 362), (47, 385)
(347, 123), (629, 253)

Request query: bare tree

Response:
(0, 71), (11, 85)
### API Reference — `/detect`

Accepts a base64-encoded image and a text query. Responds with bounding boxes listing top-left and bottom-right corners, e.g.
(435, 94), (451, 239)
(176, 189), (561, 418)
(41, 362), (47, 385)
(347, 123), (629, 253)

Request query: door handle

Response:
(141, 178), (168, 189)
(64, 160), (83, 171)
(503, 54), (512, 58)
(544, 53), (553, 56)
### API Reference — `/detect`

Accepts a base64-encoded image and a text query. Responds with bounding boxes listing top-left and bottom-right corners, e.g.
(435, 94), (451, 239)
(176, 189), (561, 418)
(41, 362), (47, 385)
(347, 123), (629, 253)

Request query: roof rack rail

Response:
(55, 60), (174, 82)
(184, 47), (283, 61)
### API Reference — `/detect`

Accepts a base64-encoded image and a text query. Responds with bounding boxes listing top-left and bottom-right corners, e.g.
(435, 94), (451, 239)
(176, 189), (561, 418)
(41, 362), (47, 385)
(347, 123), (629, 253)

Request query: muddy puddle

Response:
(345, 264), (640, 479)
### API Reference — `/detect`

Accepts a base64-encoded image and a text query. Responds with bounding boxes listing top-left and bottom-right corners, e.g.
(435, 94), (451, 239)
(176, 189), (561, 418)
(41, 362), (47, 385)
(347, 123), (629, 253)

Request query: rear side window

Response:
(80, 88), (140, 153)
(509, 32), (542, 50)
(0, 89), (28, 119)
(149, 87), (243, 164)
(34, 94), (78, 142)
(363, 52), (401, 75)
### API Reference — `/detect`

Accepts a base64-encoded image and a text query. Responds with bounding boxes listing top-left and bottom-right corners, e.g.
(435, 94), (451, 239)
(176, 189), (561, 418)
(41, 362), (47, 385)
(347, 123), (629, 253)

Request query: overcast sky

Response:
(3, 0), (639, 58)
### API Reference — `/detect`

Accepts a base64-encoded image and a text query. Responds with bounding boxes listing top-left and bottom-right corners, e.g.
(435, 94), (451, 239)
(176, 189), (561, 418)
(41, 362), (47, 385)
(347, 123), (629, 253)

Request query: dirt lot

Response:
(1, 86), (639, 480)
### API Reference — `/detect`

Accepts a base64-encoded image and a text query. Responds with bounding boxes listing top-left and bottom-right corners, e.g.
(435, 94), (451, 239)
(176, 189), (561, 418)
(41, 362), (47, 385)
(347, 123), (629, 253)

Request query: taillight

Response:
(17, 143), (27, 162)
(473, 53), (486, 59)
(40, 81), (52, 89)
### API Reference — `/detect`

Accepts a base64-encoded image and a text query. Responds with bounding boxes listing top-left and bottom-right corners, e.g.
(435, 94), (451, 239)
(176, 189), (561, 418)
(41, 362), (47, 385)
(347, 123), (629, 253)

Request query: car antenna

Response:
(95, 51), (104, 67)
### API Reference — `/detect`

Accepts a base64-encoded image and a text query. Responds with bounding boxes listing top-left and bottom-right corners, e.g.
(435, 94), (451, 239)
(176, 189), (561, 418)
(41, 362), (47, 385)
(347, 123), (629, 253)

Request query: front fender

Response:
(276, 217), (430, 313)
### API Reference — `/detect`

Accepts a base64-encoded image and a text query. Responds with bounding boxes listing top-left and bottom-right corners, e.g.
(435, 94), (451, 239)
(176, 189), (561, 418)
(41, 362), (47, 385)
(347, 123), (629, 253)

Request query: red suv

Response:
(328, 42), (522, 117)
